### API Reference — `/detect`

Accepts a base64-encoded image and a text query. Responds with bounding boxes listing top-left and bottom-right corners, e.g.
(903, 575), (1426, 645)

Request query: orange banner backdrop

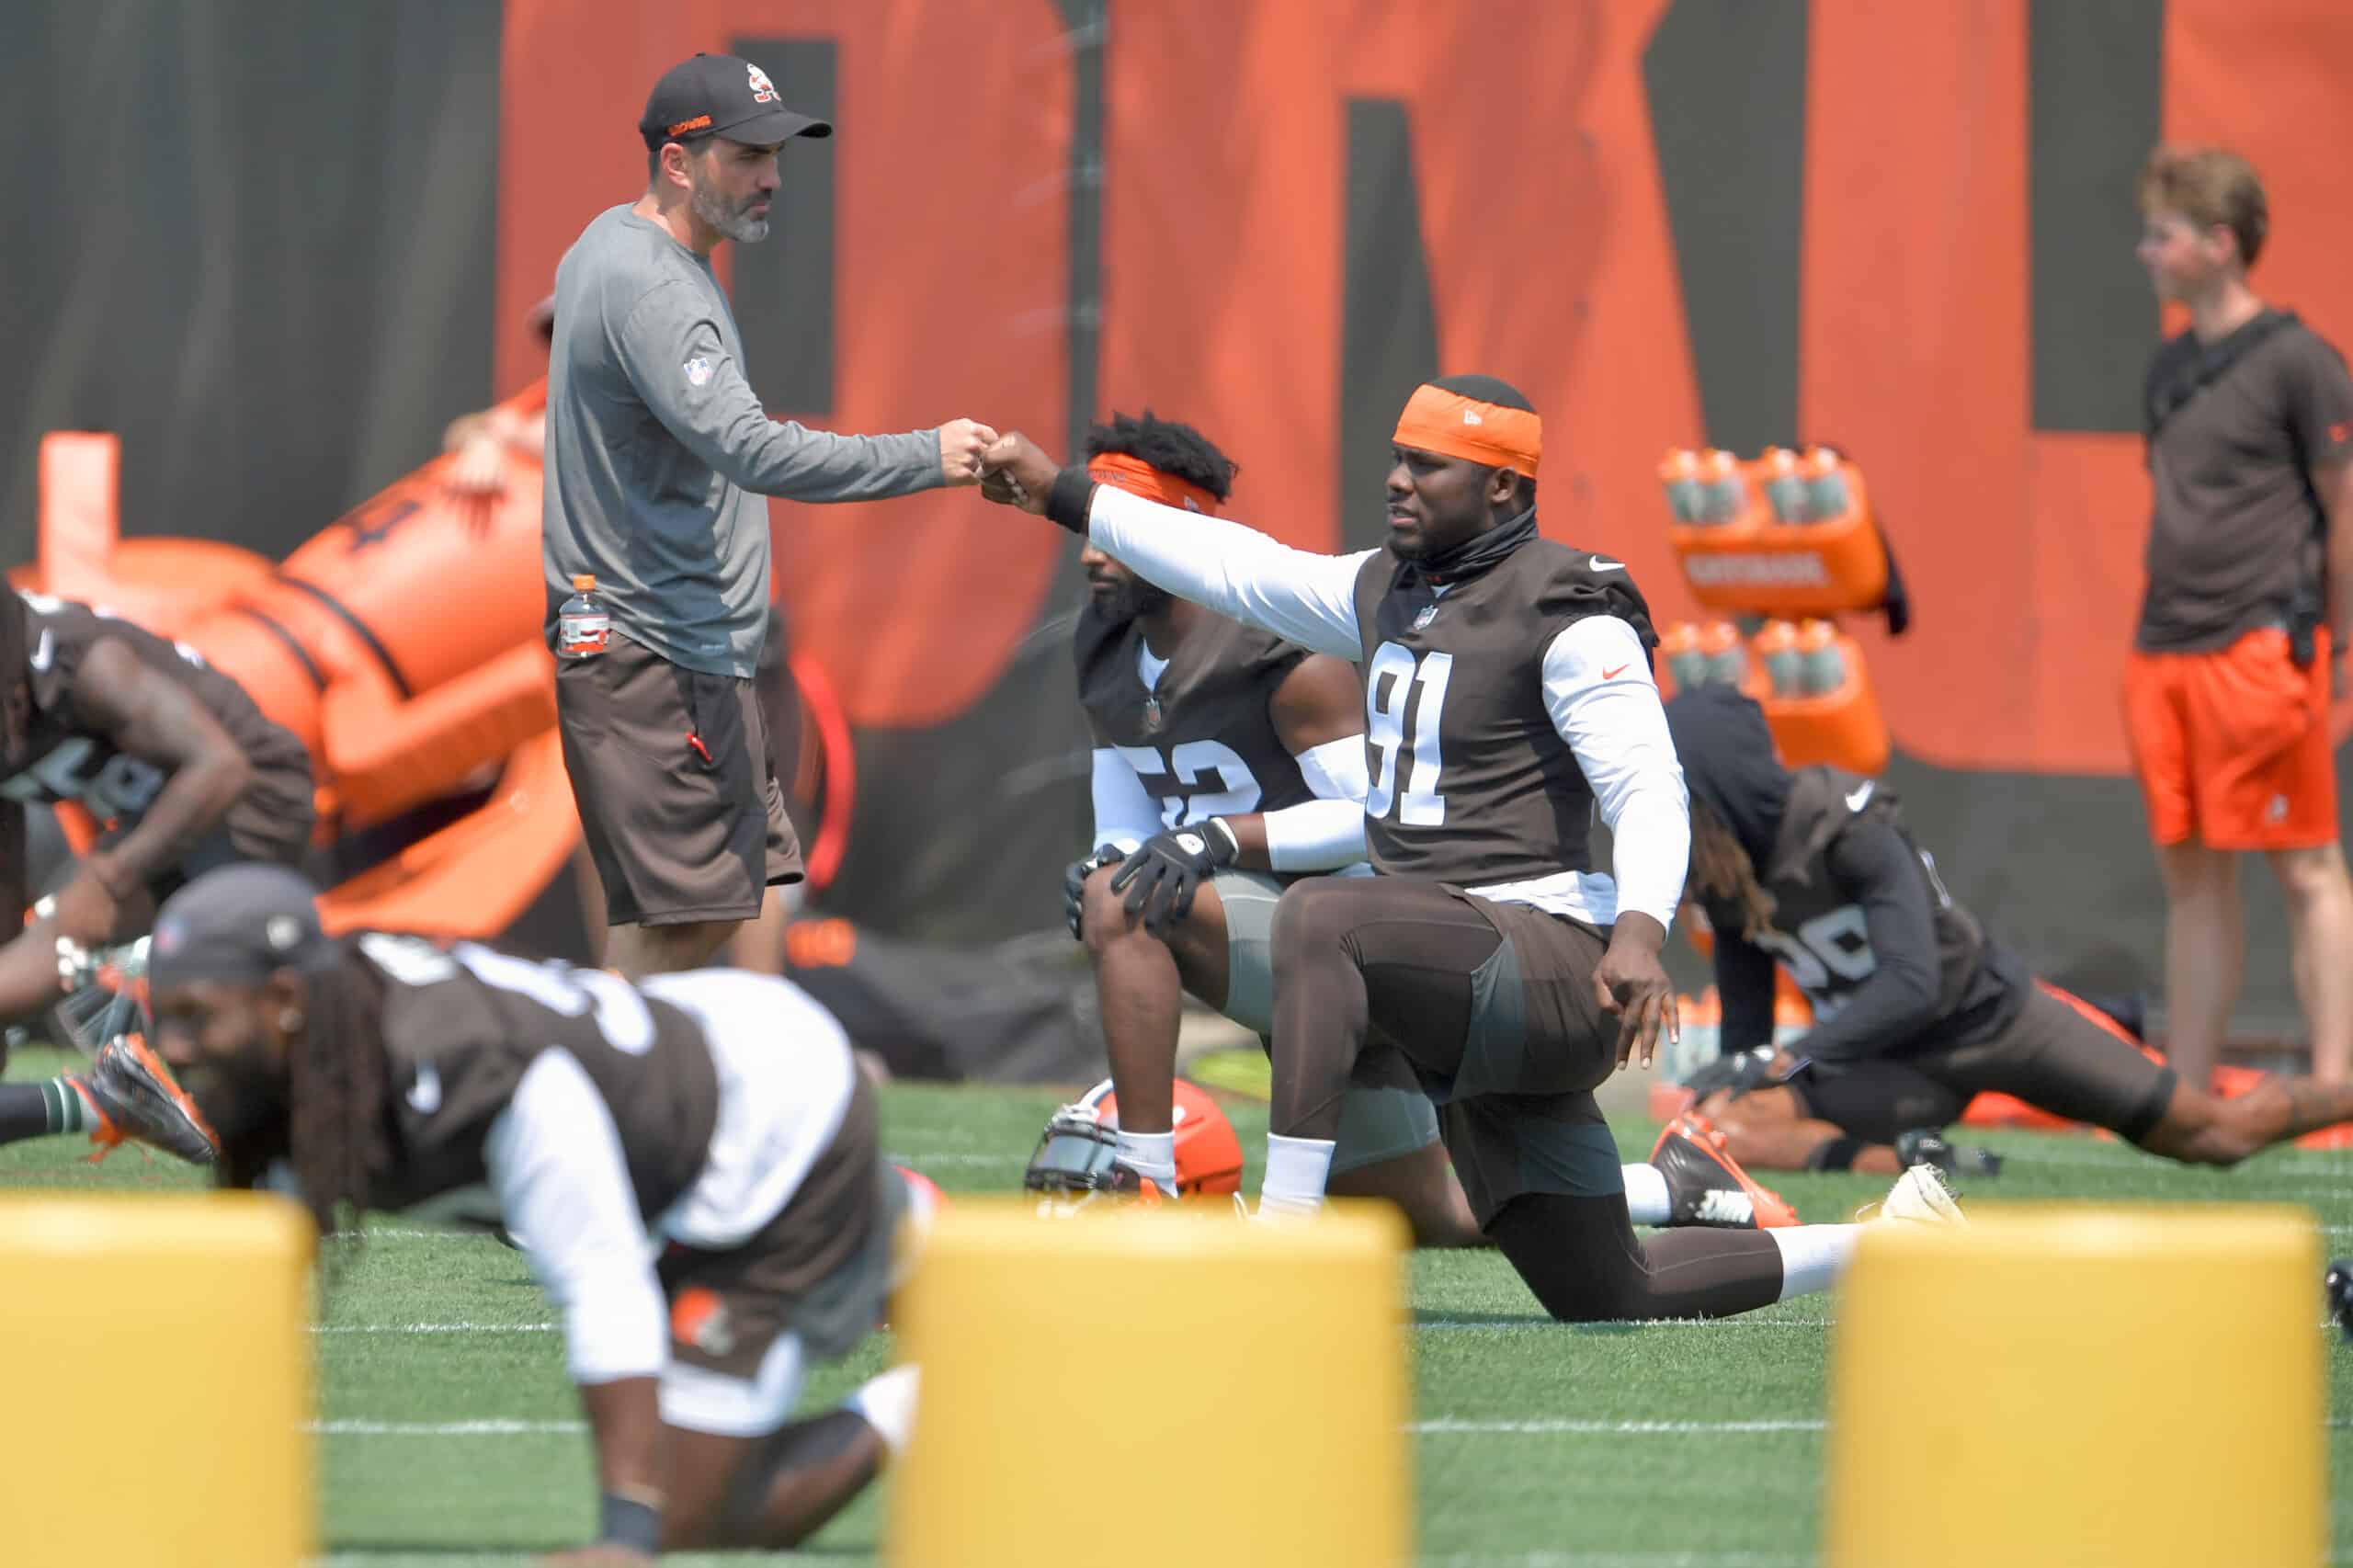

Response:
(495, 0), (1073, 727)
(1804, 0), (2353, 774)
(494, 0), (2353, 772)
(1099, 0), (1702, 582)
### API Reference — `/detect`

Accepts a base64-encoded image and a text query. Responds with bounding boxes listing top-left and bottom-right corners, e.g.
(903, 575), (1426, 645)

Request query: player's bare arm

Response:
(571, 1374), (665, 1562)
(51, 638), (254, 942)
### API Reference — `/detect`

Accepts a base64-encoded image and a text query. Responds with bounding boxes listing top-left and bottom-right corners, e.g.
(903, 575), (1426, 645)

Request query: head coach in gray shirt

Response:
(545, 52), (998, 980)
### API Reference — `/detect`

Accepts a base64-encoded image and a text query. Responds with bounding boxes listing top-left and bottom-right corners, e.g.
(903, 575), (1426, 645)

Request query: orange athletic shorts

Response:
(2123, 625), (2336, 850)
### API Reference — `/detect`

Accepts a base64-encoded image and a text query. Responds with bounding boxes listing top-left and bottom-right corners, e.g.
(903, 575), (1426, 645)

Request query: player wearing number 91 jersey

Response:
(1062, 412), (1793, 1244)
(147, 864), (927, 1562)
(982, 375), (1944, 1324)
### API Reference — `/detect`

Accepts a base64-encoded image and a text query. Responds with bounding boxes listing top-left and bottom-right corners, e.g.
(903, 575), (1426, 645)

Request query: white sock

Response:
(846, 1365), (920, 1458)
(1768, 1223), (1860, 1301)
(1116, 1129), (1177, 1194)
(1621, 1163), (1672, 1226)
(1259, 1133), (1336, 1216)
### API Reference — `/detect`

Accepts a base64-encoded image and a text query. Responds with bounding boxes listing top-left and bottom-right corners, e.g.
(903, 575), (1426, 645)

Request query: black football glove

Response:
(1063, 845), (1128, 942)
(1109, 819), (1240, 936)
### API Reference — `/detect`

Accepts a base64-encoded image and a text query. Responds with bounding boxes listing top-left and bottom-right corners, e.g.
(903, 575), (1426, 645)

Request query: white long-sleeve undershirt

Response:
(1084, 483), (1688, 924)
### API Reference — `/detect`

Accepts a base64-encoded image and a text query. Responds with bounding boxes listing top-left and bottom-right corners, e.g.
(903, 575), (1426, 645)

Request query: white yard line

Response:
(1409, 1418), (1824, 1435)
(312, 1323), (555, 1335)
(309, 1419), (582, 1436)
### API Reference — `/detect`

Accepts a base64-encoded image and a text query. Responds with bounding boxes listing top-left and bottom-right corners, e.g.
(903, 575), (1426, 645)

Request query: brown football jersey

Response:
(352, 933), (725, 1219)
(1700, 767), (2023, 1050)
(1074, 603), (1316, 826)
(6, 593), (311, 824)
(1348, 540), (1655, 884)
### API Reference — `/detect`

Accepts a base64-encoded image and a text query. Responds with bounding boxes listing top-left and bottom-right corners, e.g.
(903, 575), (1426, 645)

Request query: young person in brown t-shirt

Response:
(2126, 145), (2353, 1086)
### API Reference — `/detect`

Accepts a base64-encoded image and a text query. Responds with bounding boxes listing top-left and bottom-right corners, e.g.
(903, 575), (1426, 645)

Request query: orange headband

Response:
(1086, 453), (1222, 515)
(1391, 384), (1542, 478)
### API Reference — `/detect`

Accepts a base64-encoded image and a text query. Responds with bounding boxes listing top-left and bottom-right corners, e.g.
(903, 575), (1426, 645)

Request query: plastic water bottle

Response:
(1699, 449), (1747, 524)
(1659, 450), (1706, 523)
(1754, 619), (1804, 695)
(1760, 448), (1812, 523)
(1661, 622), (1709, 692)
(1699, 620), (1747, 686)
(557, 573), (611, 660)
(1803, 448), (1852, 522)
(1794, 619), (1847, 695)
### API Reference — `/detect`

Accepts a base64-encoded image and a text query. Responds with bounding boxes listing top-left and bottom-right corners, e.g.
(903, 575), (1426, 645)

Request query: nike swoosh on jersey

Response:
(1587, 557), (1624, 572)
(1601, 664), (1630, 679)
(1845, 780), (1876, 812)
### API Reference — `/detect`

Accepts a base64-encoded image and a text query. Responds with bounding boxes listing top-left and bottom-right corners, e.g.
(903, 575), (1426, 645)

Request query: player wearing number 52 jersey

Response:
(1062, 412), (1483, 1244)
(148, 865), (926, 1562)
(983, 376), (1952, 1324)
(1667, 684), (2353, 1176)
(0, 591), (314, 1165)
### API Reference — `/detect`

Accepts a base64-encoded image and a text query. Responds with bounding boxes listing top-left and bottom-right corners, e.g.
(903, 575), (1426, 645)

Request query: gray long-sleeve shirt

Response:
(542, 205), (944, 677)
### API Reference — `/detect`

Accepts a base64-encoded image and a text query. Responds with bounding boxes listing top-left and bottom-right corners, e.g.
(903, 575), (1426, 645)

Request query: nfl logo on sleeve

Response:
(684, 355), (713, 388)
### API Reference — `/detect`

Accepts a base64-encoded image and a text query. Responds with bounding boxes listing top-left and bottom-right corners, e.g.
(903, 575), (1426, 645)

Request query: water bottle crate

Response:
(1756, 654), (1889, 777)
(1659, 619), (1889, 777)
(1657, 447), (1889, 616)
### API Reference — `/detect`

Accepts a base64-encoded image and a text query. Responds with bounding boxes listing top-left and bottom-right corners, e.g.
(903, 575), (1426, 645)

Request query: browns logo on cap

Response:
(638, 52), (833, 152)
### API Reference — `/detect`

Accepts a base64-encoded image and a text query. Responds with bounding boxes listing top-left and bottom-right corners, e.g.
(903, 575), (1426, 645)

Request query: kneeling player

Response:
(983, 379), (1951, 1324)
(1068, 414), (1790, 1240)
(0, 590), (318, 1162)
(1666, 686), (2353, 1174)
(148, 866), (920, 1562)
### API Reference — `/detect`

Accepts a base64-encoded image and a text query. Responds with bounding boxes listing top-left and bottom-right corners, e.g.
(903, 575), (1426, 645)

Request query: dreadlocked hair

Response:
(286, 941), (394, 1244)
(1688, 793), (1776, 942)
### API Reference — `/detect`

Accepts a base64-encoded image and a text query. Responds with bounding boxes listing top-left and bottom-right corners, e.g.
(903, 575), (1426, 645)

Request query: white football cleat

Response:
(1864, 1162), (1968, 1228)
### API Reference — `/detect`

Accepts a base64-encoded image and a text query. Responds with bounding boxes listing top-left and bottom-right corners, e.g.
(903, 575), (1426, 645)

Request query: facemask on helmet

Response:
(1022, 1077), (1244, 1212)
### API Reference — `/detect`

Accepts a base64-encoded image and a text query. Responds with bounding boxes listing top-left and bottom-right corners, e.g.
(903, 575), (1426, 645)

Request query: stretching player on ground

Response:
(1070, 412), (1791, 1239)
(983, 376), (1955, 1323)
(1666, 684), (2353, 1175)
(0, 590), (317, 1164)
(148, 865), (923, 1564)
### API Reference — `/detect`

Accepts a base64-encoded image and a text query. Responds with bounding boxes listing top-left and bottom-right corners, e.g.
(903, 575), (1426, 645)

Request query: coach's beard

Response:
(693, 183), (770, 244)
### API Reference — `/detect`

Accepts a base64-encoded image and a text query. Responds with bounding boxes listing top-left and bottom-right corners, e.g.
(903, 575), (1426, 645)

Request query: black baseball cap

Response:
(639, 52), (832, 152)
(151, 865), (331, 990)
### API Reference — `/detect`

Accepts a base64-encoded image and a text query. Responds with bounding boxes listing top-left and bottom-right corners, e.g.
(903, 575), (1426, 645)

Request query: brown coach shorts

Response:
(556, 631), (802, 928)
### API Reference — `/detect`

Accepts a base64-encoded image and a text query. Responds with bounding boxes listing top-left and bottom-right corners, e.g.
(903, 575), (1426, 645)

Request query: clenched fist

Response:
(977, 433), (1063, 514)
(938, 418), (1003, 485)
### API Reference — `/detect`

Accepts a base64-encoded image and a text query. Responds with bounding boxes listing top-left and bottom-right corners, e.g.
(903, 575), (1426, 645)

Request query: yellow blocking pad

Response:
(1824, 1205), (2322, 1568)
(888, 1199), (1412, 1568)
(0, 1194), (315, 1567)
